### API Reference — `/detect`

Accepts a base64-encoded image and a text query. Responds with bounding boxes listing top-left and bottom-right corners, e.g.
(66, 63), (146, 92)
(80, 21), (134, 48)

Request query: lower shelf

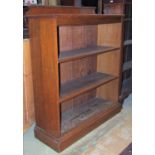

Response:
(60, 72), (117, 102)
(35, 103), (121, 152)
(61, 97), (114, 133)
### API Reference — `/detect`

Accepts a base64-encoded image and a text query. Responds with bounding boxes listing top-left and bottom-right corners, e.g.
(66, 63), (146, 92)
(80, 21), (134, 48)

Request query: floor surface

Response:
(24, 94), (132, 155)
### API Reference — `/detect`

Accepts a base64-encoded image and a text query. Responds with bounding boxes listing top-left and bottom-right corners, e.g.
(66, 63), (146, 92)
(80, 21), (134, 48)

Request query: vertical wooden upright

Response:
(23, 39), (35, 132)
(29, 18), (60, 137)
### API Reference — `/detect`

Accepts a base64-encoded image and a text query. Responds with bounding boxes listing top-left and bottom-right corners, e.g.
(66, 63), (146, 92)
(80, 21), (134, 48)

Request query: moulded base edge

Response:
(34, 103), (122, 152)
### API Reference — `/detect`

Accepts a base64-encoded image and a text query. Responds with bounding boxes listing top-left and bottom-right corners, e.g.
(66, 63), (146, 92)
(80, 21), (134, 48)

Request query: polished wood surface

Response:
(28, 14), (123, 152)
(23, 6), (96, 132)
(29, 18), (60, 137)
(35, 103), (121, 152)
(23, 39), (35, 132)
(59, 25), (97, 111)
(97, 23), (122, 46)
(24, 6), (96, 38)
(25, 6), (95, 16)
(60, 72), (117, 102)
(59, 45), (120, 63)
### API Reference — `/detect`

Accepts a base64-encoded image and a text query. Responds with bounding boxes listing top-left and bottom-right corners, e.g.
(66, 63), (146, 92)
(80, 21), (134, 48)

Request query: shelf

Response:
(58, 46), (120, 63)
(124, 39), (132, 46)
(60, 72), (117, 102)
(123, 60), (132, 71)
(61, 97), (114, 133)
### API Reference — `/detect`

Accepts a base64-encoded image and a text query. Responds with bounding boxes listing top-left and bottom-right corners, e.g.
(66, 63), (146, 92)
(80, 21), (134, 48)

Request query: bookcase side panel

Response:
(97, 23), (122, 78)
(97, 23), (122, 102)
(97, 50), (121, 76)
(29, 18), (61, 137)
(97, 23), (122, 47)
(96, 79), (120, 103)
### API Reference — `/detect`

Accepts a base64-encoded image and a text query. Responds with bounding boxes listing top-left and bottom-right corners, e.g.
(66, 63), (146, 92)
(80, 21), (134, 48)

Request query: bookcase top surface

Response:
(27, 14), (123, 25)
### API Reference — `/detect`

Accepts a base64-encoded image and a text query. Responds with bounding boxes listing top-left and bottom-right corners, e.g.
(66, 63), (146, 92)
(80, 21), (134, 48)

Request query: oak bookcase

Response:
(28, 14), (123, 152)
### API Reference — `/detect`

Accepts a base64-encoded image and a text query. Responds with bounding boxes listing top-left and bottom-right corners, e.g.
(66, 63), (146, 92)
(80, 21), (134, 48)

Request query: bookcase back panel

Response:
(61, 84), (117, 133)
(59, 25), (98, 85)
(61, 90), (96, 112)
(59, 25), (97, 52)
(60, 56), (97, 112)
(97, 23), (122, 47)
(60, 56), (97, 84)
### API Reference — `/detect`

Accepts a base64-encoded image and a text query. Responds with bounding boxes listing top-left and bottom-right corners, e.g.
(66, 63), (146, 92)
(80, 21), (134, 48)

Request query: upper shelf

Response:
(60, 72), (118, 103)
(59, 46), (120, 63)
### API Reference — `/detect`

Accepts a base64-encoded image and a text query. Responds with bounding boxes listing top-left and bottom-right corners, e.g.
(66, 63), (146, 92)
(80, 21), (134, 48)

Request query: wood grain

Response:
(60, 72), (117, 102)
(97, 78), (120, 103)
(61, 98), (114, 133)
(23, 39), (35, 132)
(34, 103), (121, 152)
(59, 25), (97, 111)
(98, 23), (122, 47)
(97, 50), (121, 76)
(97, 23), (122, 102)
(28, 14), (123, 152)
(59, 45), (120, 63)
(25, 6), (95, 16)
(29, 18), (61, 137)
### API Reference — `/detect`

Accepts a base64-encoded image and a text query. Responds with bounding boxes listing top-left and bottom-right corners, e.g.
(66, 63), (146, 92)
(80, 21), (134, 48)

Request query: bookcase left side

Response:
(29, 17), (61, 137)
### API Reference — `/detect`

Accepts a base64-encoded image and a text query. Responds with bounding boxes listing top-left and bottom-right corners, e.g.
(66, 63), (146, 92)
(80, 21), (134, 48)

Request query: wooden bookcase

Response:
(23, 6), (96, 132)
(28, 14), (123, 152)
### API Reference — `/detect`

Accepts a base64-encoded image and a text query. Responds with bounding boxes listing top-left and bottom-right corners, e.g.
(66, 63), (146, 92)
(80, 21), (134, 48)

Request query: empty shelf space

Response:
(61, 97), (114, 133)
(60, 72), (117, 102)
(58, 46), (120, 63)
(123, 61), (132, 71)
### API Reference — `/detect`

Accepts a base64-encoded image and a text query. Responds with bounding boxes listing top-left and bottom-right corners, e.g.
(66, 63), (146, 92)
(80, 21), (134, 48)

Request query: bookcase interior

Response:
(58, 23), (122, 134)
(61, 78), (119, 134)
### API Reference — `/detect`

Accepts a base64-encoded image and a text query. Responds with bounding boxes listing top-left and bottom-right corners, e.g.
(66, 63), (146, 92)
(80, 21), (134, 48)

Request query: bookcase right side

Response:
(97, 23), (122, 103)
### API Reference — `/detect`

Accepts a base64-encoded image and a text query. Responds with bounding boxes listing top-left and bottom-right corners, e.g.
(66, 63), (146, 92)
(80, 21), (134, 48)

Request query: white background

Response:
(0, 0), (155, 154)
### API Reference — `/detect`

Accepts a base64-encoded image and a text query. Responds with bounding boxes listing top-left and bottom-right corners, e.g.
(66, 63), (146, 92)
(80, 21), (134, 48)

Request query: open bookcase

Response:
(28, 14), (123, 152)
